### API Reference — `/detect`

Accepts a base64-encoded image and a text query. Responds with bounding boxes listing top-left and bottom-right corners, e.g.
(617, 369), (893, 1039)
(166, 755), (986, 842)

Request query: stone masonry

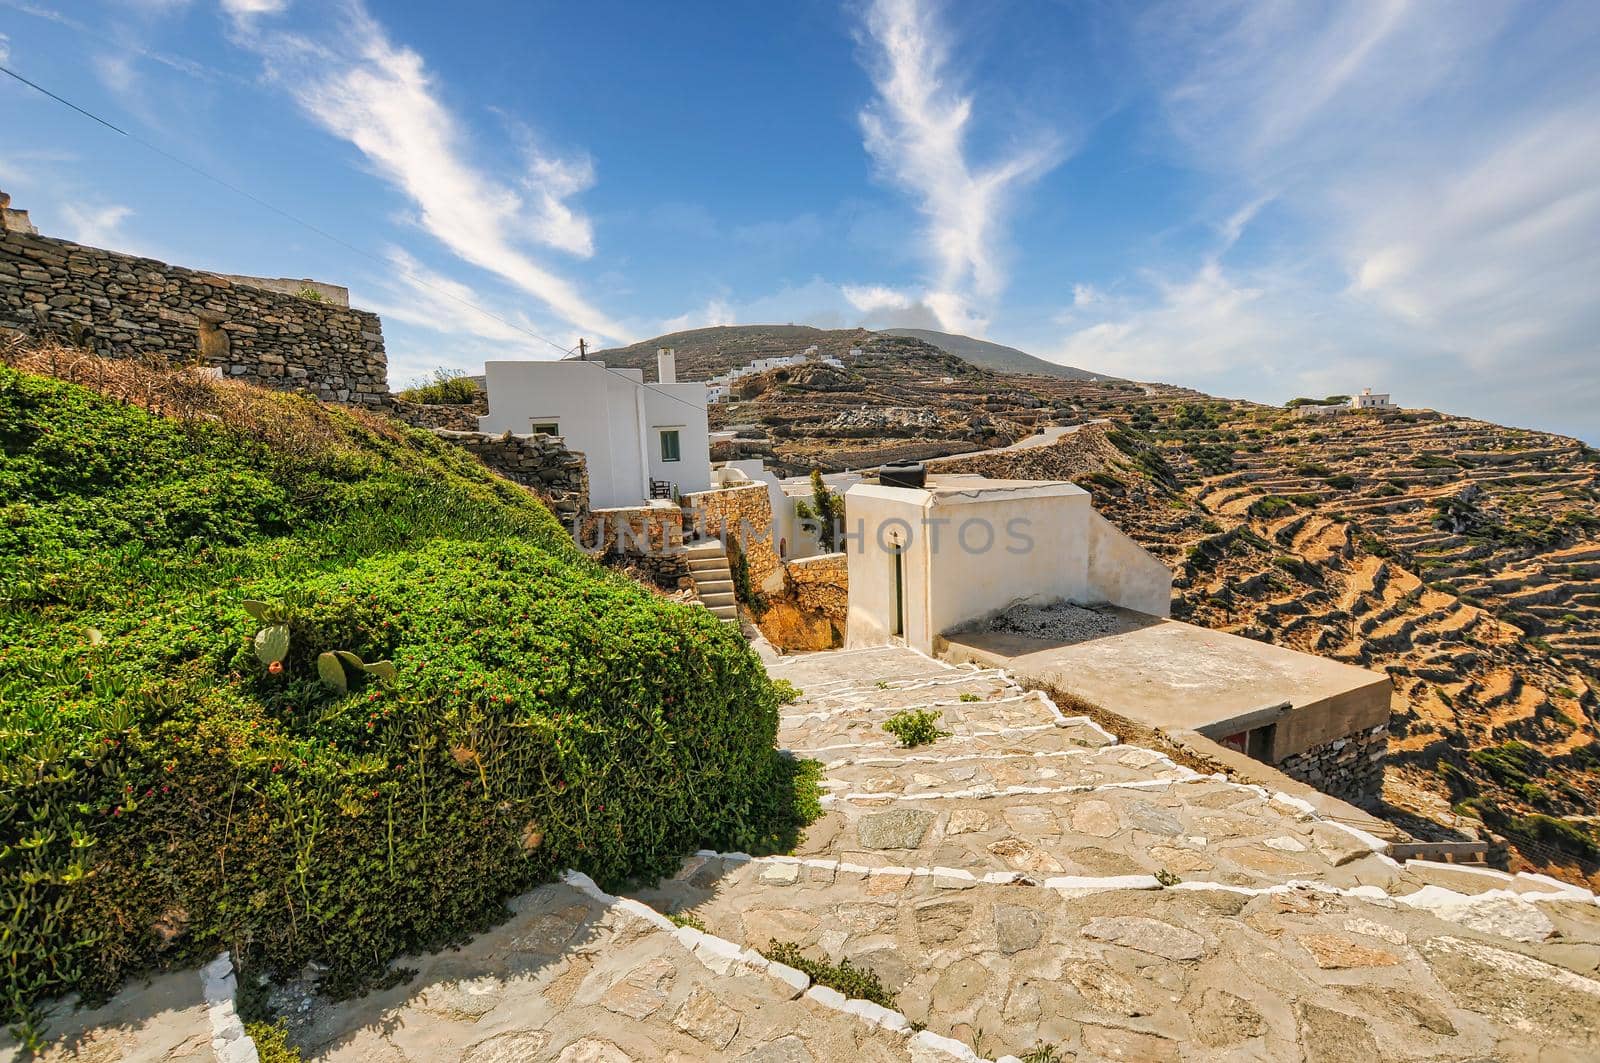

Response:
(1277, 723), (1389, 808)
(23, 644), (1600, 1062)
(681, 482), (782, 593)
(1, 194), (388, 406)
(432, 429), (589, 521)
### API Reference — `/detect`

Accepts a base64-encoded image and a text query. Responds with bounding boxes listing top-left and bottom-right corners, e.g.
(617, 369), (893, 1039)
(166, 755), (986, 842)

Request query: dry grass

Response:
(1, 336), (407, 462)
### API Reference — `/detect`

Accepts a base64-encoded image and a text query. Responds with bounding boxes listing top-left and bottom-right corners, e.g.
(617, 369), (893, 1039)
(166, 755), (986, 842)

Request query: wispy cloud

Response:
(856, 0), (1060, 334)
(227, 1), (623, 341)
(60, 202), (133, 247)
(1055, 1), (1600, 438)
(0, 31), (11, 64)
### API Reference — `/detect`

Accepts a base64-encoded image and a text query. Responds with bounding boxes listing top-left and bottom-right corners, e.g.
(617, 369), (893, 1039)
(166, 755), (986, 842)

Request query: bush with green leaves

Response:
(0, 364), (814, 1046)
(397, 367), (479, 405)
(882, 708), (951, 748)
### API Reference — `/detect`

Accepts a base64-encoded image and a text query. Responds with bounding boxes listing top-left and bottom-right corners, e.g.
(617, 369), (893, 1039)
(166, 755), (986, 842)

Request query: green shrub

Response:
(245, 1020), (304, 1063)
(0, 365), (812, 1045)
(763, 940), (896, 1009)
(958, 692), (981, 703)
(882, 708), (952, 747)
(771, 678), (802, 705)
(397, 367), (479, 405)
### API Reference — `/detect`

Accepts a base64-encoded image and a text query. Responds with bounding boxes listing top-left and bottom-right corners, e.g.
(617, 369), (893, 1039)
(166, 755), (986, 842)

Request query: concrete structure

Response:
(479, 348), (709, 508)
(1354, 386), (1395, 409)
(1293, 402), (1350, 420)
(941, 603), (1393, 805)
(843, 475), (1171, 654)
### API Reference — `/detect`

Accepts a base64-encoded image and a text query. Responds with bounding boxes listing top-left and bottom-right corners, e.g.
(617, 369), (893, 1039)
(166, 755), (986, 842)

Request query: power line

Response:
(0, 62), (575, 358)
(0, 62), (718, 418)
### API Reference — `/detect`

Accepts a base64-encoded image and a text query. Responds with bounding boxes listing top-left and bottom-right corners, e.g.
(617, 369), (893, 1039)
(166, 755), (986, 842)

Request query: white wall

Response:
(479, 361), (709, 508)
(643, 382), (711, 497)
(845, 478), (1173, 654)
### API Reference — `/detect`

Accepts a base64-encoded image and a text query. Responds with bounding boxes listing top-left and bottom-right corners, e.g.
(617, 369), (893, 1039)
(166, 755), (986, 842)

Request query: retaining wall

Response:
(0, 221), (387, 405)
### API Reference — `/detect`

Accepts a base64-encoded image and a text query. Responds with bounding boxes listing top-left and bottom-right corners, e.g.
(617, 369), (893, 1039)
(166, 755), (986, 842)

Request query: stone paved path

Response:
(17, 645), (1600, 1061)
(622, 644), (1600, 1061)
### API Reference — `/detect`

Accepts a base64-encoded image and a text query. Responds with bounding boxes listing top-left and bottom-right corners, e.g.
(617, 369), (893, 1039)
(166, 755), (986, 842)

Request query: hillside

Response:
(880, 326), (1116, 381)
(0, 345), (806, 1046)
(710, 351), (1600, 881)
(594, 324), (879, 380)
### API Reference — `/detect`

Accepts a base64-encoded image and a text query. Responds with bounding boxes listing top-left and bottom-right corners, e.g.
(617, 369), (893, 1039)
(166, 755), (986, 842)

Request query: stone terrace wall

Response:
(0, 225), (388, 405)
(758, 552), (848, 651)
(1276, 723), (1388, 807)
(682, 482), (782, 593)
(393, 400), (486, 432)
(787, 552), (848, 624)
(432, 430), (588, 521)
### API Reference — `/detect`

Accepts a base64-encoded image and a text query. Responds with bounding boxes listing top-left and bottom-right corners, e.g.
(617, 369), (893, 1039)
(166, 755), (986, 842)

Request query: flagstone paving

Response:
(16, 643), (1600, 1061)
(618, 643), (1600, 1061)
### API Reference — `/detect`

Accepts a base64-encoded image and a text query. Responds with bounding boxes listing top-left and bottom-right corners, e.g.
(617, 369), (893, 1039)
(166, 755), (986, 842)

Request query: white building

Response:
(1353, 387), (1394, 410)
(844, 476), (1172, 655)
(479, 349), (710, 508)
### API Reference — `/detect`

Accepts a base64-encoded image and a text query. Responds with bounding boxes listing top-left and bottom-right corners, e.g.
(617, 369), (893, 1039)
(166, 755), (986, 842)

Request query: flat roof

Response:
(943, 607), (1389, 737)
(849, 475), (1088, 504)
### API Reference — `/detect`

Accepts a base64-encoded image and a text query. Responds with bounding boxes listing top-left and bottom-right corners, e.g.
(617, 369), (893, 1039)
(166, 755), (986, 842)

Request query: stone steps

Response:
(685, 540), (739, 626)
(282, 874), (954, 1063)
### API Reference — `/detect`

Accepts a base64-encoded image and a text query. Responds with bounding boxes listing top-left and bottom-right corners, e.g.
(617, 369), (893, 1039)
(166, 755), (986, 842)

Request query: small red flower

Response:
(268, 660), (284, 675)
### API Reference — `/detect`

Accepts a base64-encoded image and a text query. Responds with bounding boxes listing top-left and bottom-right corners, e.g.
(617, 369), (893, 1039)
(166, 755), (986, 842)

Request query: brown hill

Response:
(711, 350), (1600, 884)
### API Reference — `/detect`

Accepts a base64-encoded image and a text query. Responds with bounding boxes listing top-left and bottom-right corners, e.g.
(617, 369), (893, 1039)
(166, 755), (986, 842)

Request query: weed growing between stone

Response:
(882, 708), (952, 748)
(762, 941), (896, 1009)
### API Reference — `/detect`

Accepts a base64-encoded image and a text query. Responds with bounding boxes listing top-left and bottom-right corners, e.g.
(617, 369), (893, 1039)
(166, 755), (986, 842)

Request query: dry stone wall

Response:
(1276, 723), (1388, 807)
(0, 223), (388, 405)
(682, 482), (781, 592)
(432, 430), (588, 520)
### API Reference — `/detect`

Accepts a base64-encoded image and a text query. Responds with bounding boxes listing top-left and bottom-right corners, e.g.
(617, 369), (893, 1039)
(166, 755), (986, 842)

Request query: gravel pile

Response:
(982, 601), (1123, 642)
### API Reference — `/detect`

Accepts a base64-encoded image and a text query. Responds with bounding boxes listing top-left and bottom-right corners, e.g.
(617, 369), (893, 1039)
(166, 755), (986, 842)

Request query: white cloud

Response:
(856, 0), (1060, 333)
(220, 0), (289, 18)
(658, 298), (737, 335)
(0, 32), (11, 63)
(842, 284), (916, 315)
(227, 2), (623, 342)
(60, 203), (133, 247)
(1056, 1), (1600, 439)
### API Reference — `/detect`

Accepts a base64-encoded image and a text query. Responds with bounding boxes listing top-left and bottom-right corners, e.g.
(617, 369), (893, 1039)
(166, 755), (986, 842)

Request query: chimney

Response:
(657, 347), (677, 384)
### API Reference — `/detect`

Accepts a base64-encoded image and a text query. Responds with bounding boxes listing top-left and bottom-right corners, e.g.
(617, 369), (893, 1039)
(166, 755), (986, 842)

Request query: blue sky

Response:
(2, 0), (1598, 441)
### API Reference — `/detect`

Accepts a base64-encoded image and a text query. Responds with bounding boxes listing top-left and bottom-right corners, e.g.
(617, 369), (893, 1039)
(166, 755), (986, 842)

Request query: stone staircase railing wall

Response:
(1, 201), (388, 406)
(680, 482), (782, 594)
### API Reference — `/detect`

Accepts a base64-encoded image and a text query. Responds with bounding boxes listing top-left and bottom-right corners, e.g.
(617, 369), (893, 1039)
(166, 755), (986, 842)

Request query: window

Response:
(659, 429), (681, 462)
(530, 420), (559, 436)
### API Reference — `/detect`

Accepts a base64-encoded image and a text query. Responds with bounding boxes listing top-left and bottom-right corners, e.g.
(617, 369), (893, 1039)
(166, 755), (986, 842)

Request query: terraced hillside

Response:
(673, 330), (1600, 881)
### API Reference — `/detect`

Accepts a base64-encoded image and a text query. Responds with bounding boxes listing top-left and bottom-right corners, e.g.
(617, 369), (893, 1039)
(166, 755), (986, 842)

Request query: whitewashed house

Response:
(1353, 387), (1395, 410)
(479, 349), (710, 508)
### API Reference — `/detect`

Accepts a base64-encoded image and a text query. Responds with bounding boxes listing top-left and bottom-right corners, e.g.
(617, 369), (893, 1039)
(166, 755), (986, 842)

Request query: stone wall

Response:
(394, 399), (488, 432)
(579, 503), (688, 589)
(0, 215), (388, 406)
(1276, 723), (1388, 807)
(432, 429), (589, 521)
(681, 482), (782, 593)
(788, 552), (848, 623)
(758, 552), (849, 651)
